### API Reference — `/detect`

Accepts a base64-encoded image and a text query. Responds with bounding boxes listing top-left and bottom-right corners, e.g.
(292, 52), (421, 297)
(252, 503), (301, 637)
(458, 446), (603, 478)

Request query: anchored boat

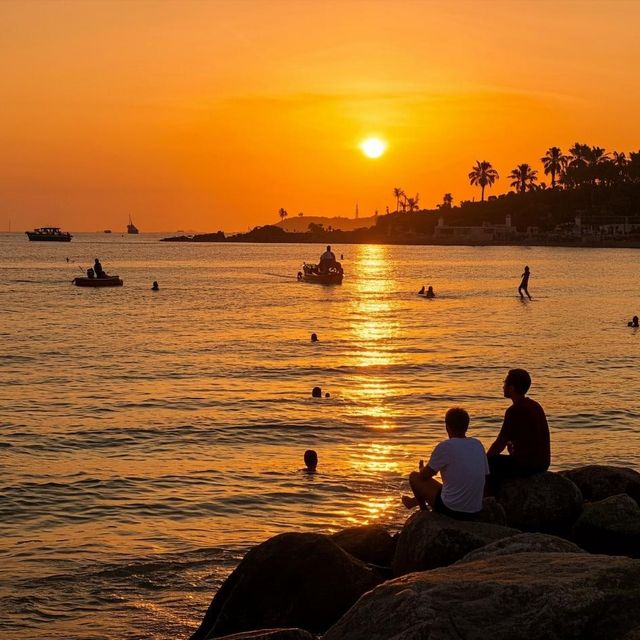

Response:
(127, 215), (139, 234)
(26, 227), (72, 242)
(297, 262), (344, 285)
(73, 276), (123, 287)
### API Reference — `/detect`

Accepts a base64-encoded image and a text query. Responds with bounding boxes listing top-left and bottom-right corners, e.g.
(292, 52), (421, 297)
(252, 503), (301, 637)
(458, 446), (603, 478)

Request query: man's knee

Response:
(408, 471), (421, 486)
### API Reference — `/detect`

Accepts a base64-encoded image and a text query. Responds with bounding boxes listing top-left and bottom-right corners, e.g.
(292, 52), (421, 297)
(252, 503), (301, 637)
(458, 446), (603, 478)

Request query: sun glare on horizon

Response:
(360, 137), (387, 159)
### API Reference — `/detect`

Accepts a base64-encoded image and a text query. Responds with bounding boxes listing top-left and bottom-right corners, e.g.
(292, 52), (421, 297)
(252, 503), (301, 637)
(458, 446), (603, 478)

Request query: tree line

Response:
(393, 144), (640, 211)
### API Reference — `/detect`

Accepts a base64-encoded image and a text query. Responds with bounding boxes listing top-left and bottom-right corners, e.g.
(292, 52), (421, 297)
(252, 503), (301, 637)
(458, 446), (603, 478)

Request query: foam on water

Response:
(1, 234), (640, 638)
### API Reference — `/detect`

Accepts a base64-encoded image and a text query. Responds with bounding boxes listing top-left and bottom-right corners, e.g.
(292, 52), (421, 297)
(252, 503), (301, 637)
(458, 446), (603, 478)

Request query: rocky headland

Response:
(189, 464), (640, 640)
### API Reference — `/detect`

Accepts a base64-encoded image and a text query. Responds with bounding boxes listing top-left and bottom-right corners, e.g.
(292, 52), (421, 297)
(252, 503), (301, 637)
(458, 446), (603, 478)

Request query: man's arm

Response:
(487, 416), (511, 457)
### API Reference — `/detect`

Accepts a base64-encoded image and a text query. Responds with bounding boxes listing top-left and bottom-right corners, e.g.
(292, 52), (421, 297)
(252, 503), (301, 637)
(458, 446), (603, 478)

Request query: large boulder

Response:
(189, 533), (380, 639)
(325, 552), (640, 640)
(214, 631), (314, 640)
(457, 532), (583, 564)
(476, 497), (507, 525)
(572, 494), (640, 557)
(562, 465), (640, 505)
(330, 525), (396, 566)
(391, 511), (519, 576)
(496, 471), (583, 534)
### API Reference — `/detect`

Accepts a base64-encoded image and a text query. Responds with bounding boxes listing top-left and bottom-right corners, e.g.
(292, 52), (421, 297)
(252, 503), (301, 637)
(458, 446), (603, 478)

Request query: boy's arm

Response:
(418, 458), (438, 480)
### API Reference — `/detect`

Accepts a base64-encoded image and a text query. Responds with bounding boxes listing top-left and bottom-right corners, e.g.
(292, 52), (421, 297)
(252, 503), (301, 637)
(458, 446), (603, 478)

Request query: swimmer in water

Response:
(518, 265), (532, 300)
(303, 449), (318, 473)
(418, 286), (425, 295)
(311, 333), (318, 342)
(152, 281), (159, 291)
(426, 286), (435, 299)
(628, 316), (639, 328)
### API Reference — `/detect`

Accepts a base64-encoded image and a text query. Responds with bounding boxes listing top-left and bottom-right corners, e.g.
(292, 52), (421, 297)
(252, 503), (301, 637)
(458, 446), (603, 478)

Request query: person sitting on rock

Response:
(401, 407), (489, 520)
(486, 368), (550, 494)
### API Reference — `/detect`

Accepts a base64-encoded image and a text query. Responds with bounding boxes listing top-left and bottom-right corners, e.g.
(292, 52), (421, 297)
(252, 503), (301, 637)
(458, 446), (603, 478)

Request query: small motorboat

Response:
(73, 276), (123, 287)
(26, 227), (72, 242)
(297, 262), (344, 285)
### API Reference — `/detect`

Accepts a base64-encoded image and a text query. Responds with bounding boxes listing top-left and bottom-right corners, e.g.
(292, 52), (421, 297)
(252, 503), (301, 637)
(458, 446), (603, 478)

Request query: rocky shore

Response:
(189, 465), (640, 640)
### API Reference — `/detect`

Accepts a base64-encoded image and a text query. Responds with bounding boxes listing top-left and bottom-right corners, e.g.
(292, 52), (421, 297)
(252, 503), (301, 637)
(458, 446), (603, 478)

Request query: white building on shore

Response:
(433, 214), (519, 241)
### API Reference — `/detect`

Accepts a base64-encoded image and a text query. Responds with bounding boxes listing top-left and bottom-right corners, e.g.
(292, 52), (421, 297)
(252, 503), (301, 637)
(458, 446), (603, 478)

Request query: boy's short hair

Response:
(445, 407), (470, 434)
(506, 368), (532, 394)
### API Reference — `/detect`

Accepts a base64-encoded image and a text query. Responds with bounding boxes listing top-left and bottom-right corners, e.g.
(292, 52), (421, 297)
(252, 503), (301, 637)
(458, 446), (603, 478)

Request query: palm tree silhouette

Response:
(441, 193), (453, 209)
(392, 187), (405, 213)
(278, 208), (288, 223)
(612, 151), (629, 182)
(468, 161), (499, 201)
(509, 163), (538, 193)
(406, 194), (420, 212)
(541, 147), (568, 188)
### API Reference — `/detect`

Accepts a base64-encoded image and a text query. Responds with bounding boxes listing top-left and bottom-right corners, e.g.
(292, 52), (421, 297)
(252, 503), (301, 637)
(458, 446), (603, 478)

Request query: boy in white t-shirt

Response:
(401, 408), (489, 520)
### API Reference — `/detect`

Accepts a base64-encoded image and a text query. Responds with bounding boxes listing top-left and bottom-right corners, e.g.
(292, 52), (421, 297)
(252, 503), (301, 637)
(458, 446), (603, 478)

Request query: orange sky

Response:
(2, 0), (640, 232)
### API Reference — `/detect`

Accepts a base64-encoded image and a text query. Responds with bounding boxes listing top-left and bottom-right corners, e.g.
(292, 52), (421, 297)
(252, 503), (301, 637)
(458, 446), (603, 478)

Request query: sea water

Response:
(1, 234), (639, 639)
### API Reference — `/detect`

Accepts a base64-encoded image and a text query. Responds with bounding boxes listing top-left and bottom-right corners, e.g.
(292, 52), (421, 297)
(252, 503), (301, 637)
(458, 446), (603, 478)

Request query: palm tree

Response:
(298, 211), (304, 217)
(392, 187), (405, 213)
(406, 194), (420, 212)
(540, 147), (568, 188)
(441, 193), (453, 209)
(278, 208), (288, 223)
(612, 151), (629, 182)
(468, 161), (499, 201)
(509, 163), (538, 193)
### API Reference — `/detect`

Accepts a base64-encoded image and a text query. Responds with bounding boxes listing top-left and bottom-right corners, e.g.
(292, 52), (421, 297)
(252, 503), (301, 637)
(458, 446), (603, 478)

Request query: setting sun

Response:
(360, 137), (387, 159)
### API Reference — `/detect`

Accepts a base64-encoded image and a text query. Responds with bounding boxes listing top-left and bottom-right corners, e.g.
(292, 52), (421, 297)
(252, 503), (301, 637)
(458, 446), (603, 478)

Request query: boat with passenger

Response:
(26, 227), (72, 242)
(73, 275), (123, 287)
(297, 245), (344, 284)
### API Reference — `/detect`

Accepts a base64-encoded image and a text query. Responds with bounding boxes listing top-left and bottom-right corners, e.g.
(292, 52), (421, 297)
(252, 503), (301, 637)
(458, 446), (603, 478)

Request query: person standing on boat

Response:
(518, 265), (532, 300)
(94, 258), (105, 278)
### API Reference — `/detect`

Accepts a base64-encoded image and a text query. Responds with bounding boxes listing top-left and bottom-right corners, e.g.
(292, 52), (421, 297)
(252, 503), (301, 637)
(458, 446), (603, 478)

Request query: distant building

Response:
(434, 214), (518, 241)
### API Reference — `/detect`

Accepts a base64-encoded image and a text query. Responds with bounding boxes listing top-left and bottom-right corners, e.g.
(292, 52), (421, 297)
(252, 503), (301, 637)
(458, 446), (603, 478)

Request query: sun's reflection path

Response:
(346, 245), (402, 429)
(340, 247), (408, 525)
(343, 442), (403, 525)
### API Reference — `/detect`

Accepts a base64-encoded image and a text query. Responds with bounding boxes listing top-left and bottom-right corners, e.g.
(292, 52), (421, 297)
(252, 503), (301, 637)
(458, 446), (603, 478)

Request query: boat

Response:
(127, 215), (139, 234)
(297, 262), (344, 284)
(26, 227), (72, 242)
(73, 276), (123, 287)
(104, 229), (112, 234)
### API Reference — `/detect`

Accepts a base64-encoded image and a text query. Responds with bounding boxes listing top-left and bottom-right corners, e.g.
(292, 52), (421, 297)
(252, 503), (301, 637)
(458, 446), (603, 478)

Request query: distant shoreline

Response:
(160, 234), (640, 250)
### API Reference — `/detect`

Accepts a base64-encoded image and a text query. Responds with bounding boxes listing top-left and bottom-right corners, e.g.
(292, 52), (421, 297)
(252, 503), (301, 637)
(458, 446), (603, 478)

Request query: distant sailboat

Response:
(127, 215), (139, 234)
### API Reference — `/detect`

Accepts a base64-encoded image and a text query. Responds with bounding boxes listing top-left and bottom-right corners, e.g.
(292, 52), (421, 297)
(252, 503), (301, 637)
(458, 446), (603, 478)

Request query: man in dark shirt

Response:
(487, 368), (550, 493)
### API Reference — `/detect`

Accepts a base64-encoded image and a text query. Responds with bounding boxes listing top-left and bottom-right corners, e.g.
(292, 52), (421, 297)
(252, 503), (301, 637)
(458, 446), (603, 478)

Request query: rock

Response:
(391, 511), (519, 576)
(214, 630), (314, 640)
(572, 494), (640, 557)
(189, 533), (380, 639)
(496, 471), (583, 534)
(476, 496), (507, 525)
(562, 465), (640, 505)
(330, 525), (396, 566)
(457, 532), (583, 563)
(324, 552), (640, 640)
